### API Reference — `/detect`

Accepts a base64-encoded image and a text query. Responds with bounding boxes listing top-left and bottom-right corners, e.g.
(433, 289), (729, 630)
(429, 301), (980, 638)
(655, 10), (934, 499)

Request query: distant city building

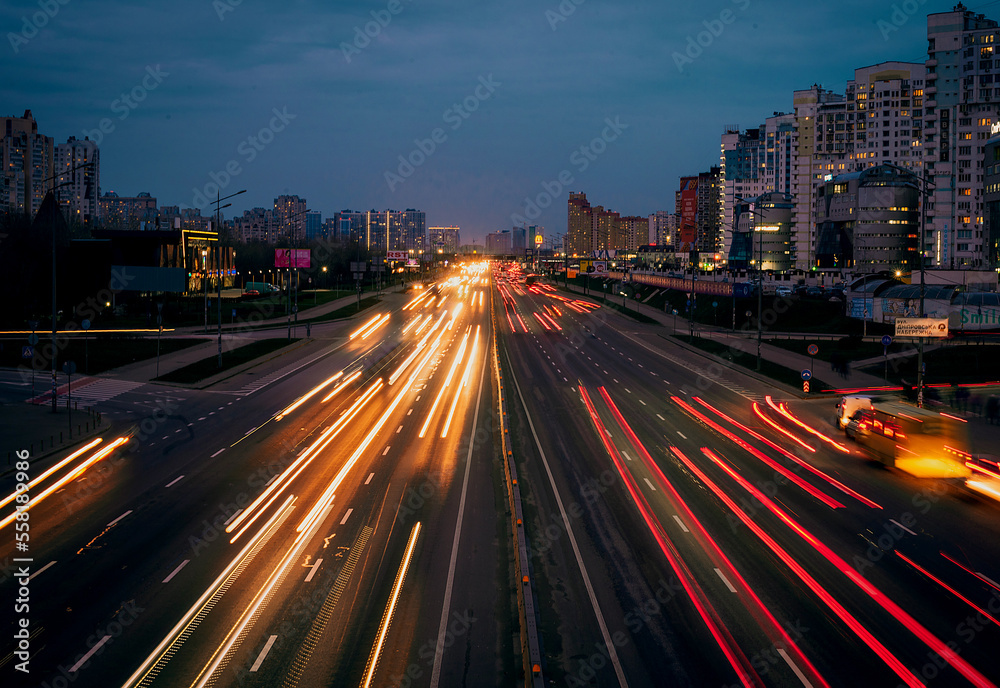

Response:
(567, 192), (593, 256)
(333, 208), (425, 252)
(732, 192), (794, 271)
(648, 211), (678, 248)
(234, 207), (279, 243)
(985, 129), (1000, 268)
(274, 194), (308, 243)
(566, 192), (647, 257)
(100, 191), (157, 230)
(428, 225), (460, 253)
(815, 165), (919, 274)
(1, 109), (53, 217)
(54, 136), (100, 226)
(305, 210), (322, 241)
(158, 205), (212, 232)
(485, 229), (512, 255)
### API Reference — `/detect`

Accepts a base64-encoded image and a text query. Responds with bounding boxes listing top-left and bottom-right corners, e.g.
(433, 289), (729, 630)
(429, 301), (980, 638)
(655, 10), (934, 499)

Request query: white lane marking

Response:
(672, 515), (689, 533)
(340, 508), (353, 525)
(644, 477), (657, 492)
(430, 349), (490, 688)
(165, 475), (184, 488)
(407, 408), (413, 415)
(639, 400), (646, 406)
(198, 417), (206, 421)
(563, 377), (569, 382)
(624, 388), (631, 394)
(396, 425), (403, 434)
(174, 429), (182, 433)
(162, 559), (190, 583)
(715, 568), (737, 593)
(304, 558), (323, 583)
(244, 426), (257, 436)
(677, 431), (687, 439)
(223, 509), (243, 527)
(656, 414), (666, 421)
(211, 448), (226, 458)
(249, 635), (279, 672)
(890, 518), (917, 536)
(416, 395), (421, 401)
(108, 510), (132, 527)
(383, 446), (391, 456)
(28, 560), (57, 581)
(621, 450), (632, 462)
(778, 648), (813, 688)
(69, 635), (112, 672)
(265, 474), (279, 487)
(365, 472), (374, 485)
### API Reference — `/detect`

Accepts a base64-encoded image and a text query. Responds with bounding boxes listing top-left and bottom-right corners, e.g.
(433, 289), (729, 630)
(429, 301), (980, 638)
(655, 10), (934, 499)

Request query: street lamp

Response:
(202, 248), (209, 335)
(735, 196), (770, 371)
(208, 189), (246, 367)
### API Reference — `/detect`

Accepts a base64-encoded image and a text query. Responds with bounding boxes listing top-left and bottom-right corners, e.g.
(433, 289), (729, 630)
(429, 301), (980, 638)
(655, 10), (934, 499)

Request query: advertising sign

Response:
(275, 249), (311, 268)
(679, 177), (698, 249)
(593, 261), (607, 274)
(895, 318), (949, 338)
(387, 250), (407, 260)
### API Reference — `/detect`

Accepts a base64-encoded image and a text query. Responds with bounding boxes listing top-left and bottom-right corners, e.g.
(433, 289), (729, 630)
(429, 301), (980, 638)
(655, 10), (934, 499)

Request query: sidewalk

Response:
(1, 401), (110, 471)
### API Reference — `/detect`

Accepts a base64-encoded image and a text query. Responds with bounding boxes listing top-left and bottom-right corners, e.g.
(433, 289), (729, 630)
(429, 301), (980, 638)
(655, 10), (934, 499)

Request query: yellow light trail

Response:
(0, 437), (102, 511)
(320, 369), (362, 403)
(402, 313), (424, 334)
(440, 328), (479, 438)
(403, 293), (428, 310)
(275, 371), (344, 421)
(296, 380), (411, 534)
(360, 522), (422, 688)
(350, 314), (383, 340)
(436, 295), (447, 307)
(0, 438), (127, 530)
(119, 496), (295, 688)
(361, 313), (391, 340)
(414, 314), (432, 335)
(389, 318), (445, 386)
(226, 380), (383, 538)
(419, 330), (470, 438)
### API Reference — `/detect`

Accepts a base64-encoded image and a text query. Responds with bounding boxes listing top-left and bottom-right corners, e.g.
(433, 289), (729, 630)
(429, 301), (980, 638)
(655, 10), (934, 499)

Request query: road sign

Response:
(803, 381), (810, 393)
(881, 335), (893, 347)
(353, 272), (363, 280)
(350, 262), (366, 273)
(63, 361), (77, 375)
(712, 301), (718, 308)
(232, 308), (237, 318)
(807, 344), (819, 356)
(895, 318), (948, 338)
(21, 346), (32, 359)
(81, 319), (91, 330)
(801, 369), (812, 381)
(27, 333), (39, 346)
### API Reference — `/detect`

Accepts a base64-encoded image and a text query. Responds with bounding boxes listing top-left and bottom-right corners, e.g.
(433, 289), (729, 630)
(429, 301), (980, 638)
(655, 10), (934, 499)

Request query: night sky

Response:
(1, 0), (943, 244)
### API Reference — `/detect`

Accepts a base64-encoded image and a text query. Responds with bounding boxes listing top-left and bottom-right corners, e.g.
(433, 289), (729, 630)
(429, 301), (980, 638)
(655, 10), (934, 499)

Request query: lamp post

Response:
(282, 207), (312, 339)
(208, 189), (246, 367)
(202, 248), (209, 335)
(735, 196), (769, 371)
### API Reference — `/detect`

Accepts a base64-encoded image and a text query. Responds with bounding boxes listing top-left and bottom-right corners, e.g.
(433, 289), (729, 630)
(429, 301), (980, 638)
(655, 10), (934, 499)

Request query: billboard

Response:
(275, 249), (311, 268)
(679, 177), (698, 249)
(895, 318), (949, 338)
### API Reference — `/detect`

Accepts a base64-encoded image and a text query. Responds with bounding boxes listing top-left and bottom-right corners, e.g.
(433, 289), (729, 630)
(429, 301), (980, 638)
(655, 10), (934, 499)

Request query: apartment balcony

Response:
(926, 71), (938, 81)
(925, 83), (937, 95)
(927, 58), (938, 68)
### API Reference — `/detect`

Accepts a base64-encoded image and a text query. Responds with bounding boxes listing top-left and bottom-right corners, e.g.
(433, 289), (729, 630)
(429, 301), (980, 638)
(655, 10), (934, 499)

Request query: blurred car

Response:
(805, 286), (825, 298)
(775, 286), (793, 297)
(243, 289), (259, 296)
(844, 409), (873, 440)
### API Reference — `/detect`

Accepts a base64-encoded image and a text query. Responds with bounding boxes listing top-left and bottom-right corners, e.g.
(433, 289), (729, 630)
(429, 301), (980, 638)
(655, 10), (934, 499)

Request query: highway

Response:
(3, 260), (1000, 687)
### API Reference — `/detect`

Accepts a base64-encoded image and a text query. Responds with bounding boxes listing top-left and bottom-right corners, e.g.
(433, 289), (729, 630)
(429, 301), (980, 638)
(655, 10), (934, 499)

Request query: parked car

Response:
(775, 285), (793, 297)
(805, 286), (825, 298)
(244, 289), (259, 296)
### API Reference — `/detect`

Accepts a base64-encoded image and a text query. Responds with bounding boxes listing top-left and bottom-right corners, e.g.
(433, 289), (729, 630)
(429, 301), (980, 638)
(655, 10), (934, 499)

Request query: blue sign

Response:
(733, 283), (752, 299)
(881, 335), (892, 347)
(21, 346), (32, 359)
(801, 369), (812, 381)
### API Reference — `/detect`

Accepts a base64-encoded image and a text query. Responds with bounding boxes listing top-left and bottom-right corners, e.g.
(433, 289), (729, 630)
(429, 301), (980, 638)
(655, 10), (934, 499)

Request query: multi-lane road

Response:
(3, 261), (1000, 687)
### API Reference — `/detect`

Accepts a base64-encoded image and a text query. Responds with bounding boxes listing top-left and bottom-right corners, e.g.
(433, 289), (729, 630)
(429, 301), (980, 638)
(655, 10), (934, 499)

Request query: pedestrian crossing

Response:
(234, 368), (289, 395)
(29, 378), (144, 406)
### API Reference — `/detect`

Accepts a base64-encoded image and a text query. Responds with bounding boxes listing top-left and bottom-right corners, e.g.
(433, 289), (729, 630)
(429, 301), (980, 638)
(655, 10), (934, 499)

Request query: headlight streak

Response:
(578, 386), (758, 687)
(597, 388), (828, 687)
(350, 314), (383, 340)
(225, 380), (383, 539)
(697, 446), (994, 688)
(694, 397), (881, 510)
(402, 313), (424, 334)
(670, 397), (844, 510)
(0, 437), (102, 511)
(419, 329), (470, 439)
(403, 293), (428, 310)
(360, 522), (422, 688)
(320, 370), (363, 403)
(390, 314), (448, 386)
(275, 371), (344, 421)
(361, 313), (391, 340)
(750, 402), (816, 452)
(766, 396), (850, 454)
(119, 495), (296, 688)
(0, 437), (126, 530)
(296, 379), (411, 535)
(440, 329), (479, 438)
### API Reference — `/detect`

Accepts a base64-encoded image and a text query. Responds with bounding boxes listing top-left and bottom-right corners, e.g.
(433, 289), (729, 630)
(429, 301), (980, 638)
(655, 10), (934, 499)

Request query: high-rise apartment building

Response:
(100, 191), (157, 230)
(54, 136), (100, 226)
(305, 211), (322, 241)
(924, 3), (1000, 268)
(648, 211), (678, 247)
(567, 192), (592, 257)
(1, 110), (53, 217)
(428, 226), (460, 253)
(333, 208), (425, 252)
(274, 194), (308, 243)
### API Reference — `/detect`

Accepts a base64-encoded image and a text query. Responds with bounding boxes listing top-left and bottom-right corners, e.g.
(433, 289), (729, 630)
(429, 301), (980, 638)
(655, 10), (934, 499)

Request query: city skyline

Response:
(0, 0), (939, 243)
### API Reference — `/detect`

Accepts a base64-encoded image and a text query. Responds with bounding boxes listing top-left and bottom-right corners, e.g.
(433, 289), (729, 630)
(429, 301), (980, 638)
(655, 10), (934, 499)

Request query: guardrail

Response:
(490, 288), (545, 687)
